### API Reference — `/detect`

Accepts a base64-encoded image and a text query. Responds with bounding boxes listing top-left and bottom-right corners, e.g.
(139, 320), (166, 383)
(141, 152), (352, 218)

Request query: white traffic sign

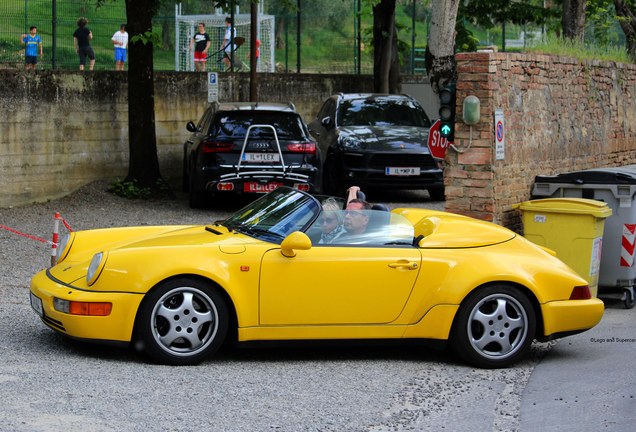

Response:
(207, 72), (219, 103)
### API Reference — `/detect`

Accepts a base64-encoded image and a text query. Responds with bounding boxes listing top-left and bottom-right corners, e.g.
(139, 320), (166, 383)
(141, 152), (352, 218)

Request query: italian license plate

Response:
(385, 167), (420, 176)
(244, 182), (284, 193)
(30, 292), (43, 317)
(242, 153), (280, 163)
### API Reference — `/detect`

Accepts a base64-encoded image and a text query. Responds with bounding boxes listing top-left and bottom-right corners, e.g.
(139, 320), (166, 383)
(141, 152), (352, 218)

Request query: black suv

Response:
(183, 102), (321, 208)
(308, 93), (444, 200)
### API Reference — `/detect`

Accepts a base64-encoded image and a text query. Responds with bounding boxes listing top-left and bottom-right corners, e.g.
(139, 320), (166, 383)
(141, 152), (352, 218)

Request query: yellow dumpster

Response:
(513, 198), (612, 297)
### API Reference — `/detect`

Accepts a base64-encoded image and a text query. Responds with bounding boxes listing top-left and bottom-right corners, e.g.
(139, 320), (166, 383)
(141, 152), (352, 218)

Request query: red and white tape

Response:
(620, 223), (636, 267)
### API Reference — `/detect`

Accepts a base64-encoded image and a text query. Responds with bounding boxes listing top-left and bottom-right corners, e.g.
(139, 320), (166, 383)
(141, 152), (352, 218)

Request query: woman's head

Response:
(321, 198), (343, 235)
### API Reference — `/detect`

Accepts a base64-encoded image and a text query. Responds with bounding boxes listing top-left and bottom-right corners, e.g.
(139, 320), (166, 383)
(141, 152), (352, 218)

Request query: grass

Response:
(525, 34), (631, 64)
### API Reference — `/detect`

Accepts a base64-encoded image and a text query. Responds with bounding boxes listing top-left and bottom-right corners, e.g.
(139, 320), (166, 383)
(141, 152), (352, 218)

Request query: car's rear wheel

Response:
(428, 187), (445, 201)
(137, 278), (228, 365)
(189, 174), (207, 208)
(451, 285), (536, 368)
(323, 156), (345, 196)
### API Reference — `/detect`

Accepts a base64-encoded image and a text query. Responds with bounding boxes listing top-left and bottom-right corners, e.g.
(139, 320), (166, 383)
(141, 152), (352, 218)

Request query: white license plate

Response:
(385, 167), (420, 176)
(242, 153), (280, 163)
(244, 182), (284, 193)
(30, 292), (43, 317)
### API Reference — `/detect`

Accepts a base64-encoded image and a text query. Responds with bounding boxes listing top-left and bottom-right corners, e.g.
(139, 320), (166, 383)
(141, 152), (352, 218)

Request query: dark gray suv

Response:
(308, 93), (444, 200)
(183, 102), (321, 208)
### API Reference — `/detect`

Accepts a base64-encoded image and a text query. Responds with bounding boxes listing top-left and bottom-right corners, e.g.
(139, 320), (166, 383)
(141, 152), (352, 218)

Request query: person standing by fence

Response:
(21, 26), (42, 70)
(111, 24), (128, 71)
(189, 23), (210, 72)
(73, 17), (95, 71)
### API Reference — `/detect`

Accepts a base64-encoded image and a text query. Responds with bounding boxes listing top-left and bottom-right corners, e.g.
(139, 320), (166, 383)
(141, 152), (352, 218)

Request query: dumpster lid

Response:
(535, 165), (636, 185)
(513, 198), (613, 218)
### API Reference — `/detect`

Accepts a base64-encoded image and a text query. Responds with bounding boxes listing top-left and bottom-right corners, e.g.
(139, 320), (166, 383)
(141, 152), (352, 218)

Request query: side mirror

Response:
(321, 117), (333, 128)
(280, 231), (312, 257)
(186, 121), (197, 133)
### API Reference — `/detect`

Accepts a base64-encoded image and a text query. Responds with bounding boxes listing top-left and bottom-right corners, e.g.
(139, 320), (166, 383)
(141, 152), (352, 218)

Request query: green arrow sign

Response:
(440, 124), (452, 136)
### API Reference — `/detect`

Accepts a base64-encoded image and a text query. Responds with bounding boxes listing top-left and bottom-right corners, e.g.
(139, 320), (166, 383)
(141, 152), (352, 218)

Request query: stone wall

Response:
(0, 71), (374, 208)
(447, 52), (636, 230)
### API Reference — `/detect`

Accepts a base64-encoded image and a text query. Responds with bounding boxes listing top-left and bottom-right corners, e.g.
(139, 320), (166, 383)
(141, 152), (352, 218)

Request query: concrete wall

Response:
(446, 52), (636, 230)
(0, 71), (375, 208)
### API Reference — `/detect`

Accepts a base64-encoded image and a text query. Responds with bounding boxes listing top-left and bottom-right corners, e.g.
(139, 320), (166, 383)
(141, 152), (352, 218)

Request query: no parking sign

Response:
(494, 109), (505, 160)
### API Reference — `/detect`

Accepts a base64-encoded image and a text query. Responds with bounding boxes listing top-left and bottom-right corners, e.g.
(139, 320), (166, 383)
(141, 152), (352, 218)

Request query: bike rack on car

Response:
(217, 124), (311, 185)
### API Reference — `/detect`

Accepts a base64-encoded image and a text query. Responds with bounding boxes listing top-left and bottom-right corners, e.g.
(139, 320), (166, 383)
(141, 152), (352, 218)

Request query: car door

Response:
(259, 245), (421, 326)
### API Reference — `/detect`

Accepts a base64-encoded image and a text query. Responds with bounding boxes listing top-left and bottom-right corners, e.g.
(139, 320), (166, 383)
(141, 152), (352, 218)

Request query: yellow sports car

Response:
(30, 187), (604, 368)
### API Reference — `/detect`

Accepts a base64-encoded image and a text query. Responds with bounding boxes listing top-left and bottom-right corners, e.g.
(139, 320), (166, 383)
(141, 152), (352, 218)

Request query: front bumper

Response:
(540, 298), (605, 339)
(29, 269), (144, 343)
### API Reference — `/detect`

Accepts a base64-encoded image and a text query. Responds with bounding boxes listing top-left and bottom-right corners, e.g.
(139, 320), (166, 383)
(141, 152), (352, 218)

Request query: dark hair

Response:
(120, 24), (126, 31)
(77, 17), (88, 27)
(30, 26), (37, 31)
(225, 17), (233, 25)
(348, 199), (372, 210)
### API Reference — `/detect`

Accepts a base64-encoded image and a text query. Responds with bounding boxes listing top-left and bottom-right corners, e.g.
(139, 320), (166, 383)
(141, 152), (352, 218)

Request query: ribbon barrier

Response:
(0, 212), (74, 267)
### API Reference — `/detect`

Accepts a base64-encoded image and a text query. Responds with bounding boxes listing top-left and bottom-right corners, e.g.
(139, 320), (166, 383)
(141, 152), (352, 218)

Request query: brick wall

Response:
(447, 52), (636, 230)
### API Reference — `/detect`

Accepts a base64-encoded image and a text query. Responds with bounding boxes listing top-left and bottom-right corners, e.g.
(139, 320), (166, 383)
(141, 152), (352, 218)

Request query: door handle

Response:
(388, 261), (418, 270)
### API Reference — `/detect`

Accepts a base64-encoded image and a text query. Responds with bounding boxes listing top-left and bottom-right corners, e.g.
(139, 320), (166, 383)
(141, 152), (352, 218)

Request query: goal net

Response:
(175, 5), (275, 72)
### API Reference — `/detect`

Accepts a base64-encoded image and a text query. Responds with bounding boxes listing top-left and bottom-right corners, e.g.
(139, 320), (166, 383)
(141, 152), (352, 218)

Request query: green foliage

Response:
(108, 179), (152, 199)
(527, 34), (631, 63)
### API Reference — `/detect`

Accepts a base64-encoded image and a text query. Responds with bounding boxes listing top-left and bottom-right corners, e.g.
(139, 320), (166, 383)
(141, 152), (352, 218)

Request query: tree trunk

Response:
(614, 0), (636, 62)
(372, 0), (399, 93)
(426, 0), (459, 93)
(561, 0), (587, 42)
(124, 0), (163, 190)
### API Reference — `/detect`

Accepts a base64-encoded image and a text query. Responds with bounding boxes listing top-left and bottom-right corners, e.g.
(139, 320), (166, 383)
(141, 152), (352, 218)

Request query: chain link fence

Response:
(0, 0), (431, 73)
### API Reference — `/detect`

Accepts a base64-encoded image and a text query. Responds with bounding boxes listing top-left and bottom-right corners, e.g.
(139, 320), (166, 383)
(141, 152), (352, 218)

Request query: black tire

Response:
(428, 187), (445, 201)
(189, 174), (207, 208)
(136, 278), (228, 365)
(450, 285), (536, 368)
(624, 288), (635, 309)
(323, 156), (344, 196)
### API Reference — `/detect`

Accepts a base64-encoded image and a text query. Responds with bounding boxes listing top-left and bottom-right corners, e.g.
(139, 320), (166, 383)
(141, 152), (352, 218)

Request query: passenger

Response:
(318, 198), (344, 244)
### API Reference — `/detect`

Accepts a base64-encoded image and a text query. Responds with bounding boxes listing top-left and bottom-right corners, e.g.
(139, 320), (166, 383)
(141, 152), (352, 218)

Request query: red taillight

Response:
(287, 142), (316, 154)
(217, 182), (235, 191)
(202, 140), (233, 153)
(569, 285), (592, 300)
(294, 183), (311, 191)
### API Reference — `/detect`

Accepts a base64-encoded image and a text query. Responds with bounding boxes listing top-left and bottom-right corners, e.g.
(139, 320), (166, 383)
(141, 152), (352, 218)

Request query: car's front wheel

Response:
(137, 278), (228, 365)
(451, 285), (536, 368)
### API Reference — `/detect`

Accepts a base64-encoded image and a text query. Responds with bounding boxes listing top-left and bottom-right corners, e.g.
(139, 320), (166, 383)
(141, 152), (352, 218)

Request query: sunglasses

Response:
(321, 216), (337, 224)
(345, 210), (366, 218)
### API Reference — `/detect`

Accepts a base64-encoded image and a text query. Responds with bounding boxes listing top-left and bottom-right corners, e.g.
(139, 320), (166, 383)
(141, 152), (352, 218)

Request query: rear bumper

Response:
(540, 298), (604, 340)
(196, 165), (320, 194)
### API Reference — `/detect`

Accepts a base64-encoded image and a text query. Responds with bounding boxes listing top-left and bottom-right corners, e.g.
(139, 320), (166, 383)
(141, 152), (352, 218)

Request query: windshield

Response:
(223, 187), (321, 243)
(211, 111), (307, 140)
(338, 96), (431, 128)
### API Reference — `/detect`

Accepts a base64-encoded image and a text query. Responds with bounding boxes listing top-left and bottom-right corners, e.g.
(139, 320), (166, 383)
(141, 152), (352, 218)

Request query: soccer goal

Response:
(175, 4), (275, 72)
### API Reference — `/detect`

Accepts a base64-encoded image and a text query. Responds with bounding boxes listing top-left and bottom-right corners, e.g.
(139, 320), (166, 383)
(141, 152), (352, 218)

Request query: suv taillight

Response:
(569, 285), (592, 300)
(287, 142), (316, 154)
(201, 140), (233, 153)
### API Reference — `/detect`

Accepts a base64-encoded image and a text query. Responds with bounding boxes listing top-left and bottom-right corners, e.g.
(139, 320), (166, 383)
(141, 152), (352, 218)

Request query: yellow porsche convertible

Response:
(30, 187), (604, 368)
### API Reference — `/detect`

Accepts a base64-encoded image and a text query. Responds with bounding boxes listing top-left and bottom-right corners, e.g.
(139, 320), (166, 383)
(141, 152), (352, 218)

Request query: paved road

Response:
(1, 183), (634, 431)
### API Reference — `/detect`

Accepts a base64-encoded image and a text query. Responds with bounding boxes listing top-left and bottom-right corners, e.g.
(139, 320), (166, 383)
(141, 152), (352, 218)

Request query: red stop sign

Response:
(427, 119), (452, 160)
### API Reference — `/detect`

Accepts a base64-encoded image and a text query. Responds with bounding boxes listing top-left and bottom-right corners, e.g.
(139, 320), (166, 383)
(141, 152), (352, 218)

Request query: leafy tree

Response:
(614, 0), (636, 61)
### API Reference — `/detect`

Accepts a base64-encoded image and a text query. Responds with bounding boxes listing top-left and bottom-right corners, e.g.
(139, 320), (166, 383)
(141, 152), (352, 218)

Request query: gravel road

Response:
(0, 182), (553, 431)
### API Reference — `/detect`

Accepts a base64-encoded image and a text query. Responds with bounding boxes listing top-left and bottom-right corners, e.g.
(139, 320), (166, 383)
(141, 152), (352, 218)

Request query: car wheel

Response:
(428, 187), (445, 201)
(323, 156), (344, 196)
(451, 285), (536, 368)
(189, 174), (207, 208)
(182, 147), (190, 192)
(137, 278), (229, 365)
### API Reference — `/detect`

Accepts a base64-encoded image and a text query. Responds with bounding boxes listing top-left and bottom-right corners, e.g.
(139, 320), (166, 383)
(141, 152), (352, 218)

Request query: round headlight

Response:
(86, 252), (107, 286)
(56, 233), (72, 263)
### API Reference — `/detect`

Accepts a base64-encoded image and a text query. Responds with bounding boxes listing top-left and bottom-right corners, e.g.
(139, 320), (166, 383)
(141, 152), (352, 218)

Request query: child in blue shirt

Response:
(22, 26), (42, 70)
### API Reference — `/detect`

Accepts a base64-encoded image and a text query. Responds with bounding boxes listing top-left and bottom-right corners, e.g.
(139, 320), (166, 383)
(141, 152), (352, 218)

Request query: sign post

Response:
(207, 72), (219, 103)
(427, 119), (452, 160)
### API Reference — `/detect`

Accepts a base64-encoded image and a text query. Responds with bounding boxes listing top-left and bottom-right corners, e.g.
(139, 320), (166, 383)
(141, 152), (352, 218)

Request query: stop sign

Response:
(427, 119), (452, 160)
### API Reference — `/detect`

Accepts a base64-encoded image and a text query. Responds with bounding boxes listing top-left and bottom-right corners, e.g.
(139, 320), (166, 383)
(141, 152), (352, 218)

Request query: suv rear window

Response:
(211, 111), (307, 140)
